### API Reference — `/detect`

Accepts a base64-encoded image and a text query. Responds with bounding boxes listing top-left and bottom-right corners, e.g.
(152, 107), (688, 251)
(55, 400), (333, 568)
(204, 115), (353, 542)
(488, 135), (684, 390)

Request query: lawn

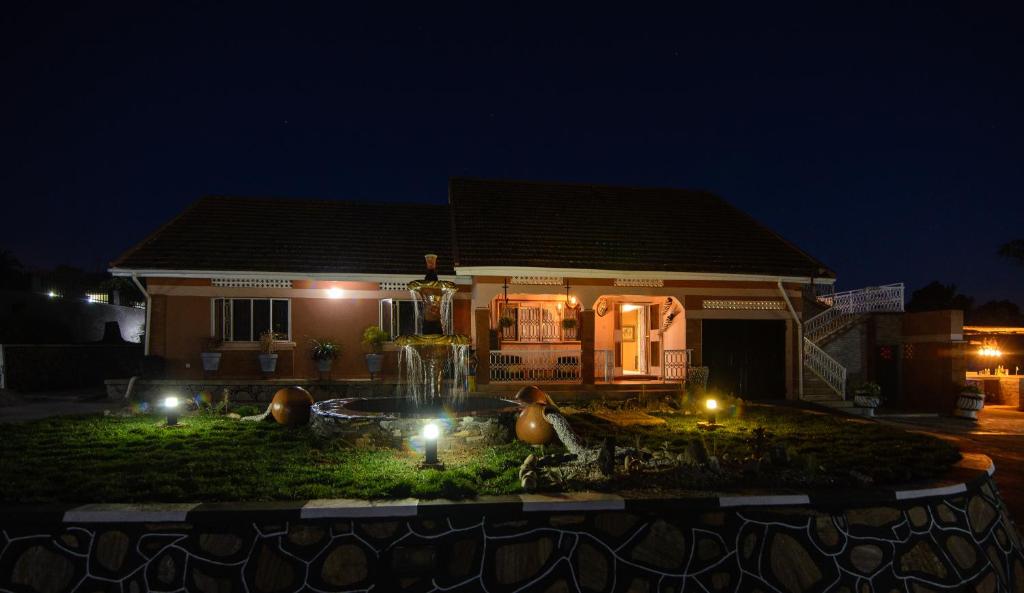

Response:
(0, 404), (960, 503)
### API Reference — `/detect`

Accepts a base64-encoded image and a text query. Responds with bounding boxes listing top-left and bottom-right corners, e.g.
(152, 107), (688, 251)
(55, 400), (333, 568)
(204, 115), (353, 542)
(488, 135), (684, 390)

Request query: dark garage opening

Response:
(702, 319), (786, 399)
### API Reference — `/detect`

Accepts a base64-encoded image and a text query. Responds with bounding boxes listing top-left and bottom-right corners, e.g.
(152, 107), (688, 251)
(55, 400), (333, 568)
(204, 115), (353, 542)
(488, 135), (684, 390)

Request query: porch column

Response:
(474, 308), (490, 385)
(581, 309), (595, 384)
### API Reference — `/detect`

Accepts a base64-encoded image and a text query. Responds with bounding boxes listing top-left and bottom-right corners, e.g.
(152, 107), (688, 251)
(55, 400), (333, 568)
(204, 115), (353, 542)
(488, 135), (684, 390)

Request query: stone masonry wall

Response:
(2, 476), (1022, 593)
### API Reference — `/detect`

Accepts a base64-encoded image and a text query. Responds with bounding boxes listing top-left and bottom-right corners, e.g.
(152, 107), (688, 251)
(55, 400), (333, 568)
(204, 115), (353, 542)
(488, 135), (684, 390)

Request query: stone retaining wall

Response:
(2, 470), (1021, 592)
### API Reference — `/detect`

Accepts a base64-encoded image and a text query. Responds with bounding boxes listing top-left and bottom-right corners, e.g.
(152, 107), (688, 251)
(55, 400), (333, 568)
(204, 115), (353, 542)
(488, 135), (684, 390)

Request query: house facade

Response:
(112, 178), (884, 401)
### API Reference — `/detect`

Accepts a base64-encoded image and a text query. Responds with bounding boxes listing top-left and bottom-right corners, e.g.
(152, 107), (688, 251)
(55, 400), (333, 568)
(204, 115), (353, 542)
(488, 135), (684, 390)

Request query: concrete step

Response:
(812, 399), (876, 417)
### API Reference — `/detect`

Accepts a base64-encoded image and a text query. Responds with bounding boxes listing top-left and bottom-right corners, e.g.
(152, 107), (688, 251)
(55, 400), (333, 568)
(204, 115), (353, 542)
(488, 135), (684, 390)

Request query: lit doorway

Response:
(620, 303), (648, 375)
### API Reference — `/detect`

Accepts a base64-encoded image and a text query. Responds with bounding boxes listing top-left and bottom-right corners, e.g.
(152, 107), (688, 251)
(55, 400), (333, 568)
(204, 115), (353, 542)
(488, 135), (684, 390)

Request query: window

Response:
(213, 298), (290, 341)
(379, 299), (425, 339)
(498, 300), (573, 342)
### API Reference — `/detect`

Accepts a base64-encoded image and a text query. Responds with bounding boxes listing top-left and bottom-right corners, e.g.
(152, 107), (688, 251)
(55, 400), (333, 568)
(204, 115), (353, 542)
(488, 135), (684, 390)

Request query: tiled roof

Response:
(112, 196), (455, 276)
(448, 178), (834, 278)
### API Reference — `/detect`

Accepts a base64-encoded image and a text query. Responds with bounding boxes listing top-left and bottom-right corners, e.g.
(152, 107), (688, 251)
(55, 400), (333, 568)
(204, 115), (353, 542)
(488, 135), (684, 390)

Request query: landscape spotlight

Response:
(422, 422), (441, 468)
(705, 398), (718, 424)
(163, 396), (180, 426)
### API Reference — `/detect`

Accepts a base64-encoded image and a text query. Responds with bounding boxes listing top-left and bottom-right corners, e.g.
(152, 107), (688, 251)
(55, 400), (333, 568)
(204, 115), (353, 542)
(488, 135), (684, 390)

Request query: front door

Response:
(619, 304), (648, 375)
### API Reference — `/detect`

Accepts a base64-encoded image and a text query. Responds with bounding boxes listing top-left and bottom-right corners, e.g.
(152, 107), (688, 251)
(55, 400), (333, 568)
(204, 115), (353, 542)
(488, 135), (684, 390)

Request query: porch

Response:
(478, 290), (694, 385)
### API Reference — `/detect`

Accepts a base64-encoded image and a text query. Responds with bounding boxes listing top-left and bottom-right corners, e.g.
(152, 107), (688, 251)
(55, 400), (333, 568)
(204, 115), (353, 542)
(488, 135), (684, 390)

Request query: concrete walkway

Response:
(0, 389), (120, 423)
(878, 405), (1024, 522)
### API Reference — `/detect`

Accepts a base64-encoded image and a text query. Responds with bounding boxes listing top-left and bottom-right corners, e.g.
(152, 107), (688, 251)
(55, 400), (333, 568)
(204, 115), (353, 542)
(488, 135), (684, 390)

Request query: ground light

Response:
(705, 398), (718, 424)
(162, 396), (180, 426)
(420, 422), (444, 469)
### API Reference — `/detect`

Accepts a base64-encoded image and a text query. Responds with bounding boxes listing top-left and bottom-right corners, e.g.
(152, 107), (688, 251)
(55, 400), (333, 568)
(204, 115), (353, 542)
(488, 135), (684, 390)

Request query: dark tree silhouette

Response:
(999, 240), (1024, 266)
(906, 281), (974, 313)
(967, 300), (1023, 326)
(0, 249), (29, 290)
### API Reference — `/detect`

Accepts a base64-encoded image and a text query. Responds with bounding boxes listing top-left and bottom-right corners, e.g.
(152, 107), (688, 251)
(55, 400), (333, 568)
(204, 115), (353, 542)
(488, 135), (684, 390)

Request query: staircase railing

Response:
(803, 338), (847, 396)
(805, 283), (904, 342)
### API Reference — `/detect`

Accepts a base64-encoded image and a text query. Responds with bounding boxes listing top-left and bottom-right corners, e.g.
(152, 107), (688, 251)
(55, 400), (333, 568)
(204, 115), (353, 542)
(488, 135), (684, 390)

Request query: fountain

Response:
(310, 254), (517, 447)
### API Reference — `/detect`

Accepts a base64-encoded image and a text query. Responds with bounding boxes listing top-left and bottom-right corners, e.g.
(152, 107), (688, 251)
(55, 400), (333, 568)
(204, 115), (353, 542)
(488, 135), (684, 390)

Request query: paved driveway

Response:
(0, 389), (118, 423)
(878, 405), (1024, 522)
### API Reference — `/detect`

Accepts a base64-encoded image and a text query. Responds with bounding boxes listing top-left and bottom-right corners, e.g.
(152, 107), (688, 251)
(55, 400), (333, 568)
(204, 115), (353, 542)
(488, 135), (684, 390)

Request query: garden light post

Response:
(163, 396), (180, 426)
(705, 398), (718, 425)
(421, 422), (442, 469)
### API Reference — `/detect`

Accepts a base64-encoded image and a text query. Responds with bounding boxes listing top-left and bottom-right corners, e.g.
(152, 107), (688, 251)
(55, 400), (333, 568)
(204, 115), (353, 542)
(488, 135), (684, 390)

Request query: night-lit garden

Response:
(0, 397), (959, 503)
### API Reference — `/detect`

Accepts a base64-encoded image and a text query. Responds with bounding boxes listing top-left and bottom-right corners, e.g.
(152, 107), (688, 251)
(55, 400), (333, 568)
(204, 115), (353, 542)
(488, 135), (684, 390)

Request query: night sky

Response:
(3, 3), (1022, 304)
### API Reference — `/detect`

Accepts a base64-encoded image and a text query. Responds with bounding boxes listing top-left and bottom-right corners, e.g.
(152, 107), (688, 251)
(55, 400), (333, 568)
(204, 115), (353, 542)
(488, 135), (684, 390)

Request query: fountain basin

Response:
(310, 396), (519, 449)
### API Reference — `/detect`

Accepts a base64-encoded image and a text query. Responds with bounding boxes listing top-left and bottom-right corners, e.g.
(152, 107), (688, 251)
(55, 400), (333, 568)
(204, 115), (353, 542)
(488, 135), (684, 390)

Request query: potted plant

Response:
(852, 382), (882, 416)
(561, 317), (578, 339)
(954, 382), (985, 420)
(361, 325), (389, 379)
(200, 337), (222, 372)
(258, 330), (280, 374)
(311, 338), (340, 376)
(498, 315), (516, 339)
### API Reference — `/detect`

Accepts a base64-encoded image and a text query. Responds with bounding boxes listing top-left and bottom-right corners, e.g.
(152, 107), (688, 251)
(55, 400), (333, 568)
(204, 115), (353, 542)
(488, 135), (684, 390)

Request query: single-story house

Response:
(112, 177), (903, 402)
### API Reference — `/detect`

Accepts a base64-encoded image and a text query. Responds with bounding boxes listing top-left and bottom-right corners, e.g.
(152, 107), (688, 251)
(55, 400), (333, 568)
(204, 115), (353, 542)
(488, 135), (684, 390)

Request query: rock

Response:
(191, 567), (232, 593)
(574, 542), (608, 591)
(630, 520), (686, 570)
(935, 503), (958, 525)
(907, 506), (929, 528)
(199, 533), (243, 557)
(898, 540), (948, 579)
(849, 544), (884, 574)
(769, 532), (822, 593)
(287, 524), (325, 547)
(968, 495), (997, 535)
(594, 513), (639, 537)
(697, 537), (722, 562)
(95, 530), (131, 572)
(711, 572), (731, 591)
(847, 507), (901, 529)
(549, 514), (585, 526)
(815, 517), (841, 547)
(494, 537), (554, 585)
(252, 543), (294, 592)
(447, 539), (477, 578)
(361, 521), (400, 540)
(521, 472), (537, 492)
(945, 534), (977, 571)
(321, 544), (367, 587)
(12, 545), (76, 593)
(156, 553), (176, 584)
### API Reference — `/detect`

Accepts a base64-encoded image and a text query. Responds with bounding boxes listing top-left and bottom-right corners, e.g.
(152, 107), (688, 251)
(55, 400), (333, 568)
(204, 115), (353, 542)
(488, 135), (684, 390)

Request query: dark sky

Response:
(3, 2), (1022, 304)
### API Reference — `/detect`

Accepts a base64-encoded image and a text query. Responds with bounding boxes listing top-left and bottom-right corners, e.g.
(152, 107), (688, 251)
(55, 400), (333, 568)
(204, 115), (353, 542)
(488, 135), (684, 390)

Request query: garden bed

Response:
(0, 403), (960, 503)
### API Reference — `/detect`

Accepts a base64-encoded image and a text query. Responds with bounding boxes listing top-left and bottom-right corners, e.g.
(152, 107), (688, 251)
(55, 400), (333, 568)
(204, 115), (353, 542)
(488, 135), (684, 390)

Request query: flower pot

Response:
(258, 353), (278, 374)
(200, 352), (221, 372)
(365, 353), (383, 379)
(316, 358), (333, 373)
(852, 394), (880, 417)
(953, 390), (984, 420)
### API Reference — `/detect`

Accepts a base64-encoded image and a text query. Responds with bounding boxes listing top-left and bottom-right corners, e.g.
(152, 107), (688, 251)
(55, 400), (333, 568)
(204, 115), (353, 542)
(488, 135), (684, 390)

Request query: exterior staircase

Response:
(801, 283), (904, 416)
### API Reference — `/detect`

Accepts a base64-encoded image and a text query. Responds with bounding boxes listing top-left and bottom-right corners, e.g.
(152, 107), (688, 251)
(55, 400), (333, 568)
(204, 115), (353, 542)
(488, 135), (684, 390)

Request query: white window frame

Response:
(379, 298), (453, 340)
(211, 298), (292, 342)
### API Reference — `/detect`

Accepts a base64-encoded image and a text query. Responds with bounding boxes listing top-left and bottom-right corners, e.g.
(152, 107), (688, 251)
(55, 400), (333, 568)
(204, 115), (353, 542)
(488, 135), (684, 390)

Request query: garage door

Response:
(702, 320), (786, 399)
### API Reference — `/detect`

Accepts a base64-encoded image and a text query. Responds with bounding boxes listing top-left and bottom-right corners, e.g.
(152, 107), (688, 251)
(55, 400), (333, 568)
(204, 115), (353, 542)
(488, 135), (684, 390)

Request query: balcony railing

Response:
(489, 350), (582, 383)
(662, 349), (693, 382)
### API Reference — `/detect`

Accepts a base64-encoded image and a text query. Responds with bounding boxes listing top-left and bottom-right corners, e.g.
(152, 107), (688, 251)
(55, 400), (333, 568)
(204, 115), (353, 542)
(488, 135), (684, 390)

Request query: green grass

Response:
(0, 414), (532, 503)
(0, 405), (960, 503)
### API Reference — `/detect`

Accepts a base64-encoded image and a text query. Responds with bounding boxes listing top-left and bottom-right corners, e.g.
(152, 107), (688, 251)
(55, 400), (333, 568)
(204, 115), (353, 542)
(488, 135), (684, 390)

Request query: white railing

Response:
(662, 349), (692, 382)
(595, 349), (614, 382)
(805, 283), (904, 342)
(831, 283), (904, 314)
(803, 338), (846, 397)
(490, 350), (582, 383)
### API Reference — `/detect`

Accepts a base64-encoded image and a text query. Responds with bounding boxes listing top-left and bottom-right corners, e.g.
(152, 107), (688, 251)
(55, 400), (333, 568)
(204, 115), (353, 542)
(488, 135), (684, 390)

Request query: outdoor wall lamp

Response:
(327, 287), (344, 299)
(163, 396), (180, 426)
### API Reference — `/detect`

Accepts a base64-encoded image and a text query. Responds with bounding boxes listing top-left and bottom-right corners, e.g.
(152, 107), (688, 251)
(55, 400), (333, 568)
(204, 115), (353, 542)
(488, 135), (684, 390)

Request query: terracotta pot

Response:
(515, 385), (556, 407)
(270, 386), (314, 426)
(516, 403), (555, 445)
